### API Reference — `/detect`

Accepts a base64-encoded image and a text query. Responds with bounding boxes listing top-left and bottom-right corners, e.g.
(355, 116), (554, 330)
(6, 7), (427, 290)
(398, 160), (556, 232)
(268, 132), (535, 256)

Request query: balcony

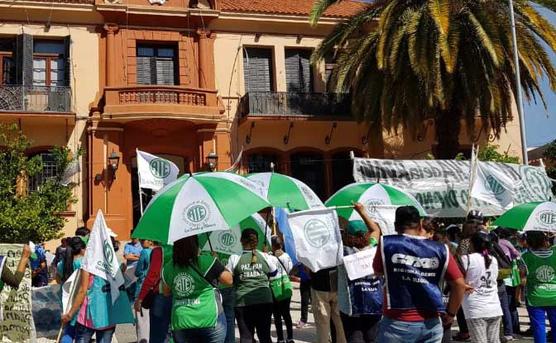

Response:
(102, 85), (223, 122)
(240, 92), (352, 119)
(0, 85), (72, 113)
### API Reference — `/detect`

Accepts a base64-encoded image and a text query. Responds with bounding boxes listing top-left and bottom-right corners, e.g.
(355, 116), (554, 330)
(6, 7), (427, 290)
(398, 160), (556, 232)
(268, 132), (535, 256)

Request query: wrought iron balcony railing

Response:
(0, 85), (72, 113)
(240, 92), (351, 118)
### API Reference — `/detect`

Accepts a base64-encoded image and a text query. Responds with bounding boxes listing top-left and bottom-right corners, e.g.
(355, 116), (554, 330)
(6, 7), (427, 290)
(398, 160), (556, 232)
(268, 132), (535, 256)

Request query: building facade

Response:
(0, 0), (524, 241)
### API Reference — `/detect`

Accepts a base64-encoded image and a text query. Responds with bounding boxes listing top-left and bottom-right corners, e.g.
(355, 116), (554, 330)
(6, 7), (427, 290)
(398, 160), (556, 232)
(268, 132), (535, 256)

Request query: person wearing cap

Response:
(373, 206), (467, 342)
(337, 202), (383, 343)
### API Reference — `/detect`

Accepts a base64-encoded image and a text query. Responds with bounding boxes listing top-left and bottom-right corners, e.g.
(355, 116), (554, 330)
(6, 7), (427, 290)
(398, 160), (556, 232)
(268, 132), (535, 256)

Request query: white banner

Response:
(0, 244), (36, 343)
(353, 158), (554, 217)
(343, 248), (376, 281)
(81, 210), (124, 303)
(136, 149), (179, 191)
(287, 208), (343, 272)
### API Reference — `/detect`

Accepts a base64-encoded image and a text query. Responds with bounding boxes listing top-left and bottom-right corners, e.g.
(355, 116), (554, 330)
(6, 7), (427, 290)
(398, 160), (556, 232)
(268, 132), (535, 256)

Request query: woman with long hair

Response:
(162, 236), (232, 343)
(226, 228), (277, 343)
(337, 202), (383, 343)
(460, 231), (502, 343)
(269, 235), (294, 343)
(522, 231), (556, 343)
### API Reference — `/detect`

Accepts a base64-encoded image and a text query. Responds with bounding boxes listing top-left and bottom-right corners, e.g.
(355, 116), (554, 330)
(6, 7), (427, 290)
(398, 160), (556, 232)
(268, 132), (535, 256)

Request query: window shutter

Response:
(63, 36), (71, 87)
(243, 48), (273, 92)
(155, 57), (175, 85)
(137, 56), (151, 85)
(285, 49), (313, 93)
(15, 34), (33, 86)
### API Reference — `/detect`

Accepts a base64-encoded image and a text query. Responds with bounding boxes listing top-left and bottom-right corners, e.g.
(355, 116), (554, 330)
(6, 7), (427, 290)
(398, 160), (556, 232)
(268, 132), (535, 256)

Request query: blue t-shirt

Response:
(124, 242), (143, 267)
(134, 248), (152, 297)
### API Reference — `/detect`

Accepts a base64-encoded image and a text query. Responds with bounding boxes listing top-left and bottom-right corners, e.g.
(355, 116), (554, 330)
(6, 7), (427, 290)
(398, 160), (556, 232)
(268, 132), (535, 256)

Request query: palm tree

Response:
(310, 0), (556, 158)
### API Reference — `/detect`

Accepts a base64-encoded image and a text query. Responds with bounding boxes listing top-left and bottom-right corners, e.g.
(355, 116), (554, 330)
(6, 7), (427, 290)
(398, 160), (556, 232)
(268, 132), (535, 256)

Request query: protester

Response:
(226, 228), (277, 343)
(135, 242), (172, 343)
(296, 263), (311, 329)
(162, 236), (232, 343)
(373, 206), (467, 342)
(52, 238), (68, 273)
(337, 203), (382, 343)
(460, 232), (503, 343)
(218, 251), (236, 343)
(522, 231), (556, 343)
(269, 235), (294, 343)
(31, 243), (48, 287)
(135, 239), (154, 343)
(124, 237), (143, 267)
(0, 244), (31, 291)
(310, 265), (346, 343)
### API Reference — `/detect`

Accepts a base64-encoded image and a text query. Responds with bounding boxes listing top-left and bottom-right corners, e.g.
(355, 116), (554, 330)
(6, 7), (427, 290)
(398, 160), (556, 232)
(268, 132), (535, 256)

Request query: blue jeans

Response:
(75, 323), (115, 343)
(60, 324), (76, 343)
(498, 284), (513, 336)
(377, 316), (444, 343)
(150, 294), (172, 343)
(527, 306), (556, 343)
(173, 313), (227, 343)
(220, 287), (236, 343)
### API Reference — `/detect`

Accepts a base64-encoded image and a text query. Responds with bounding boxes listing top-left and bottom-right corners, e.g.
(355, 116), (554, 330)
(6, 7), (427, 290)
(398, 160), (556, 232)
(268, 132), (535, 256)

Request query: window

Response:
(243, 47), (274, 92)
(0, 38), (15, 85)
(290, 152), (325, 200)
(28, 152), (58, 191)
(136, 44), (178, 85)
(33, 40), (66, 87)
(285, 49), (313, 93)
(331, 151), (355, 193)
(247, 153), (280, 173)
(324, 53), (336, 91)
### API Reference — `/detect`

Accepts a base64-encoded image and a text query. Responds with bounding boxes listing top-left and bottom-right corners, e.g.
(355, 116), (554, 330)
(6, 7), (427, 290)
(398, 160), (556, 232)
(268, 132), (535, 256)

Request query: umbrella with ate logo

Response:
(493, 201), (556, 233)
(132, 172), (270, 244)
(325, 182), (427, 235)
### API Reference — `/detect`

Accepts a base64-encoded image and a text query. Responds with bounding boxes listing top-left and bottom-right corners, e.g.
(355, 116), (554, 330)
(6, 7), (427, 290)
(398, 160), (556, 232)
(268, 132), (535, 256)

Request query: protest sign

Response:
(32, 285), (62, 339)
(136, 149), (179, 191)
(353, 158), (554, 217)
(342, 248), (376, 281)
(287, 208), (343, 272)
(0, 244), (36, 343)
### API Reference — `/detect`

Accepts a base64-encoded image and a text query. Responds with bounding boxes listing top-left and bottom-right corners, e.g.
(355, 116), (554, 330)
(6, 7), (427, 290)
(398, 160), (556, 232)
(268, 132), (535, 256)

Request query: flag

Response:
(224, 148), (244, 173)
(275, 208), (297, 265)
(81, 210), (124, 303)
(287, 208), (343, 272)
(470, 156), (514, 210)
(62, 269), (80, 313)
(136, 149), (179, 191)
(61, 155), (81, 186)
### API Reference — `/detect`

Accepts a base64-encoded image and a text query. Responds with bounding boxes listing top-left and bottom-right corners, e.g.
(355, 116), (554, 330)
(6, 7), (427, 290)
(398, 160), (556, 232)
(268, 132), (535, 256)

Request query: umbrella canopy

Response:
(247, 172), (323, 210)
(203, 213), (271, 256)
(493, 201), (556, 233)
(132, 172), (270, 244)
(325, 182), (427, 235)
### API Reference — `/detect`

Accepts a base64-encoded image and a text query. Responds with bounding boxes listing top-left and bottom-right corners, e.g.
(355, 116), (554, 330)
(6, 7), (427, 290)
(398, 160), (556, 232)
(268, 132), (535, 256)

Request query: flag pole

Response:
(137, 171), (144, 216)
(466, 145), (479, 213)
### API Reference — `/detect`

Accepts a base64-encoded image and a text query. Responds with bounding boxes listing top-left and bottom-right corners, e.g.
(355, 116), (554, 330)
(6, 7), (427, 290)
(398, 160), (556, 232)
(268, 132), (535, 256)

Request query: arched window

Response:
(247, 152), (280, 173)
(331, 150), (358, 193)
(290, 151), (325, 200)
(28, 151), (58, 191)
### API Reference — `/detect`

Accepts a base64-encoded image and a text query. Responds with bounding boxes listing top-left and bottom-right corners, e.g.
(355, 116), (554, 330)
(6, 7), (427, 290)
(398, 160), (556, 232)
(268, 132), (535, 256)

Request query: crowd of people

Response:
(0, 203), (554, 343)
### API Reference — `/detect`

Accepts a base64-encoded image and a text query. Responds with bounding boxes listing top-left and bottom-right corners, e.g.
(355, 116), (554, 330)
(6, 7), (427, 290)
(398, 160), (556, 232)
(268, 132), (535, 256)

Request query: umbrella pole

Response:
(264, 210), (271, 250)
(272, 207), (277, 235)
(333, 205), (355, 210)
(206, 233), (214, 252)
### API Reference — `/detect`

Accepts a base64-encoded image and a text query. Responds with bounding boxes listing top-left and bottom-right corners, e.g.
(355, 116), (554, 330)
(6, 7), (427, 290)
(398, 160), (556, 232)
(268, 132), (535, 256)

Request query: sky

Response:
(524, 7), (556, 148)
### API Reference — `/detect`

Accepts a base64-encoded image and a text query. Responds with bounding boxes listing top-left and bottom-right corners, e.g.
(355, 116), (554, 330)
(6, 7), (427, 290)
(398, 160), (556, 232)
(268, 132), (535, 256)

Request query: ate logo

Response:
(174, 273), (195, 297)
(303, 219), (331, 248)
(149, 158), (171, 179)
(485, 175), (504, 195)
(535, 265), (555, 283)
(365, 199), (385, 213)
(219, 232), (236, 247)
(537, 211), (556, 226)
(183, 201), (211, 226)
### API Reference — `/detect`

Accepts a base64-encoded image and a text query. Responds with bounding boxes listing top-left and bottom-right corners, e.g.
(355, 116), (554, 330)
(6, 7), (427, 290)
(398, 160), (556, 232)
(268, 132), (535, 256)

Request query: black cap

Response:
(395, 206), (422, 229)
(466, 210), (484, 223)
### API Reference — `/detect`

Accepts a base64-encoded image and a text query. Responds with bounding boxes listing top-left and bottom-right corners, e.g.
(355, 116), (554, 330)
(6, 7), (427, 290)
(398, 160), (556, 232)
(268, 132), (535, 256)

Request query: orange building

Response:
(0, 0), (524, 241)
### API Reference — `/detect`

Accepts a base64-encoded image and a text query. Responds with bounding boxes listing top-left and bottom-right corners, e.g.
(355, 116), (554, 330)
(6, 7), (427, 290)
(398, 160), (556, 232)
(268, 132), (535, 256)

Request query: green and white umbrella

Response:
(203, 213), (272, 256)
(325, 182), (427, 234)
(494, 201), (556, 232)
(247, 172), (323, 210)
(132, 172), (270, 244)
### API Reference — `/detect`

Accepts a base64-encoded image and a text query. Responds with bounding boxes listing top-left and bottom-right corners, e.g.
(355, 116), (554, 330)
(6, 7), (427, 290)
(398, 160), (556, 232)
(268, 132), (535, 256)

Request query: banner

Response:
(287, 208), (343, 272)
(343, 248), (376, 281)
(32, 285), (62, 339)
(0, 244), (36, 343)
(136, 149), (179, 191)
(353, 158), (554, 217)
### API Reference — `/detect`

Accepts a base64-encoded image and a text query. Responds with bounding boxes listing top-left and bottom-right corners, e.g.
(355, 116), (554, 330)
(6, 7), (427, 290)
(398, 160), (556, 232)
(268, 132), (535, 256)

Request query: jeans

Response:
(150, 293), (172, 343)
(220, 287), (236, 343)
(75, 323), (115, 343)
(506, 286), (520, 334)
(340, 312), (380, 343)
(273, 298), (293, 341)
(377, 317), (444, 343)
(498, 284), (513, 336)
(173, 313), (227, 343)
(299, 280), (311, 323)
(527, 306), (556, 343)
(235, 303), (273, 343)
(60, 324), (76, 343)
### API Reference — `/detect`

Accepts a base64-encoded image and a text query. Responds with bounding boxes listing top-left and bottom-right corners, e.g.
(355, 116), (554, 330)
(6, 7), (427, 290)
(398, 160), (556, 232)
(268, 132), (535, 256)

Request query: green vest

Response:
(233, 251), (272, 307)
(163, 255), (220, 330)
(522, 247), (556, 307)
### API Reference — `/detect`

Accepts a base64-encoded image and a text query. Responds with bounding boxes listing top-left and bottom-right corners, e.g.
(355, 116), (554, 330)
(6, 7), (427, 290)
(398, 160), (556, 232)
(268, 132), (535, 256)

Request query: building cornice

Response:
(216, 11), (343, 25)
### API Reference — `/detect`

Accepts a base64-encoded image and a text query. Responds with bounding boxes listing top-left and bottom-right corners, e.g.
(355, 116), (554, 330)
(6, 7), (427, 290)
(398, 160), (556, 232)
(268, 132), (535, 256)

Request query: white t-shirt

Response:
(267, 252), (293, 281)
(461, 253), (503, 319)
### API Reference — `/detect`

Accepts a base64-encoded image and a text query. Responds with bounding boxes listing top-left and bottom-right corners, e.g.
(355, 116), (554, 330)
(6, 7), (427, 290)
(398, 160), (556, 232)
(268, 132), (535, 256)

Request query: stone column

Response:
(104, 24), (119, 86)
(197, 29), (216, 89)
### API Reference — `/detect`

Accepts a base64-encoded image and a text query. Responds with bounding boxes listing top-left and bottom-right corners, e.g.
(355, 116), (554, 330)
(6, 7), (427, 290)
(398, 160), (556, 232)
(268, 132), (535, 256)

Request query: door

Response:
(290, 152), (325, 200)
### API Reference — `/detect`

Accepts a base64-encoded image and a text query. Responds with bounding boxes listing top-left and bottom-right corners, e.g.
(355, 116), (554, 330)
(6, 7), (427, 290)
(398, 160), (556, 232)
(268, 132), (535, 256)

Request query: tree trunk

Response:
(367, 121), (385, 158)
(434, 112), (461, 159)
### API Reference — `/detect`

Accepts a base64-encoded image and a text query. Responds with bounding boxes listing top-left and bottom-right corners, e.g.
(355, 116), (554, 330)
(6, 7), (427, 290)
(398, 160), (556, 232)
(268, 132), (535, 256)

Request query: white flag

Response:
(136, 149), (179, 191)
(81, 209), (124, 303)
(470, 162), (515, 210)
(62, 269), (80, 313)
(287, 208), (343, 272)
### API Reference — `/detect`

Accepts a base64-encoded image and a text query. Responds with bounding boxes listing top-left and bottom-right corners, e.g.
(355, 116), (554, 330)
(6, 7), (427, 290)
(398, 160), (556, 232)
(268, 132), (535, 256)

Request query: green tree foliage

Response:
(0, 124), (76, 243)
(477, 144), (520, 163)
(543, 139), (556, 192)
(311, 0), (556, 159)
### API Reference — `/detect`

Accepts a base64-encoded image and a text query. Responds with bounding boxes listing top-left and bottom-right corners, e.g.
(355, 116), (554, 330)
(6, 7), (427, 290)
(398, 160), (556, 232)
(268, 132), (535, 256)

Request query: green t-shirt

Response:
(232, 251), (273, 307)
(163, 254), (223, 330)
(522, 246), (556, 307)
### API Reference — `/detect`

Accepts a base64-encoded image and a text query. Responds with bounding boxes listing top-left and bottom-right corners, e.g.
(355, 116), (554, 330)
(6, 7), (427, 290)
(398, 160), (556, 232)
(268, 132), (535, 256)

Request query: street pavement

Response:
(115, 283), (543, 343)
